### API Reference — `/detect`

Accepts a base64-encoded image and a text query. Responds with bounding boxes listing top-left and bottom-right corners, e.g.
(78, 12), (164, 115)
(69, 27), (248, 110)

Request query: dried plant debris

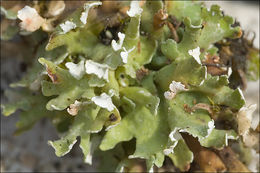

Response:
(1, 1), (259, 172)
(215, 30), (259, 90)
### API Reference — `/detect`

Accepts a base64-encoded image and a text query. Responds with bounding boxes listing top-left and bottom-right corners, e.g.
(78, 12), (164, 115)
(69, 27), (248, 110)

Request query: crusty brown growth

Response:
(109, 113), (117, 122)
(202, 54), (227, 76)
(183, 104), (192, 114)
(153, 9), (168, 29)
(46, 68), (59, 83)
(215, 30), (258, 90)
(67, 103), (80, 116)
(137, 40), (141, 53)
(136, 67), (149, 81)
(191, 103), (213, 115)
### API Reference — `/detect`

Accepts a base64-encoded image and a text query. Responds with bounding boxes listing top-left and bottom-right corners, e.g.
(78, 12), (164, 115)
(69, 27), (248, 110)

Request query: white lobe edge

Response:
(169, 128), (182, 142)
(118, 166), (124, 173)
(237, 87), (245, 101)
(199, 67), (208, 84)
(111, 32), (125, 51)
(199, 80), (205, 86)
(85, 153), (92, 164)
(127, 1), (143, 17)
(70, 100), (82, 106)
(51, 104), (63, 110)
(190, 23), (202, 29)
(87, 130), (100, 133)
(204, 66), (208, 79)
(60, 21), (76, 34)
(205, 119), (215, 138)
(163, 148), (174, 155)
(105, 123), (120, 131)
(120, 46), (135, 64)
(179, 128), (201, 140)
(225, 133), (238, 146)
(138, 89), (151, 96)
(17, 6), (45, 32)
(65, 60), (85, 80)
(163, 140), (178, 155)
(85, 60), (109, 82)
(91, 93), (115, 112)
(154, 98), (160, 115)
(227, 67), (232, 77)
(108, 89), (116, 97)
(189, 153), (194, 163)
(79, 140), (93, 164)
(169, 81), (187, 93)
(17, 6), (38, 20)
(148, 166), (154, 173)
(164, 80), (187, 100)
(128, 154), (145, 159)
(67, 139), (77, 154)
(164, 128), (182, 155)
(67, 100), (82, 116)
(80, 2), (102, 25)
(164, 91), (175, 100)
(188, 47), (201, 64)
(48, 139), (77, 156)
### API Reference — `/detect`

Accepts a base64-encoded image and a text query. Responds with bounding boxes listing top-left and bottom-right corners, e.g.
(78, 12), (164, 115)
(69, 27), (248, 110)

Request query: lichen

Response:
(1, 1), (259, 172)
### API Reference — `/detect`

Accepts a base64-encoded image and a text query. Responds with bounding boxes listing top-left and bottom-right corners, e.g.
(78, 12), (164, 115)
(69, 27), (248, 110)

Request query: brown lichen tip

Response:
(46, 67), (59, 84)
(136, 66), (149, 81)
(153, 9), (168, 29)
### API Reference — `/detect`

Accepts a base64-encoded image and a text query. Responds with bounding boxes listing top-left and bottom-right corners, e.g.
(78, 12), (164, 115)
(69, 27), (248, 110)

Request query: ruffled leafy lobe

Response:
(1, 1), (259, 172)
(39, 58), (95, 111)
(2, 89), (51, 135)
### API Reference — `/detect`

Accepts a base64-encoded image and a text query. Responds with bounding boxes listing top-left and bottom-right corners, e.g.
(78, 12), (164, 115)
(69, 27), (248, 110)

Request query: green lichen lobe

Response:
(1, 1), (259, 172)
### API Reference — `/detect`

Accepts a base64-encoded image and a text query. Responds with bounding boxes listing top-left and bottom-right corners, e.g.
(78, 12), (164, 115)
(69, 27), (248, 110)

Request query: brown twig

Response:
(167, 21), (179, 43)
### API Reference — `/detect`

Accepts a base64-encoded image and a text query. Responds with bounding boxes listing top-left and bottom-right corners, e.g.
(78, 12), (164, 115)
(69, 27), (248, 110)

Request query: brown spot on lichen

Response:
(136, 67), (149, 81)
(109, 113), (117, 122)
(47, 68), (59, 83)
(153, 9), (168, 29)
(202, 54), (227, 76)
(183, 104), (192, 113)
(191, 103), (213, 115)
(137, 41), (141, 53)
(67, 102), (81, 116)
